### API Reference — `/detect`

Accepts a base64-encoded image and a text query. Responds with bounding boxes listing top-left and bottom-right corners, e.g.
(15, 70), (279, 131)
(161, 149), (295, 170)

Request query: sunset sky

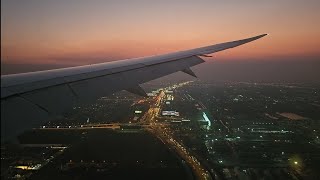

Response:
(1, 0), (320, 80)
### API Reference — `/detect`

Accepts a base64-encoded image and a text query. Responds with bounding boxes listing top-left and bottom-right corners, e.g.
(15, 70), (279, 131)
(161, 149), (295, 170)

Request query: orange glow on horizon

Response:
(2, 33), (319, 65)
(1, 1), (320, 65)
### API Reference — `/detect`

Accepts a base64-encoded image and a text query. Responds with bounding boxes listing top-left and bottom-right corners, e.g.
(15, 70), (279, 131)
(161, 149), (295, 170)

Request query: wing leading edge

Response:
(1, 34), (267, 142)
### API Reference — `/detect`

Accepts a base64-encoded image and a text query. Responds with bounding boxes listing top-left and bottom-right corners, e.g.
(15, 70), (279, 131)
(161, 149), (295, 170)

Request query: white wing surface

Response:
(1, 34), (267, 142)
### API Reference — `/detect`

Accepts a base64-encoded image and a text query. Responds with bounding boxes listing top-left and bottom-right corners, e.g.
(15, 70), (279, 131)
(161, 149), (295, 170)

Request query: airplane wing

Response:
(1, 34), (267, 142)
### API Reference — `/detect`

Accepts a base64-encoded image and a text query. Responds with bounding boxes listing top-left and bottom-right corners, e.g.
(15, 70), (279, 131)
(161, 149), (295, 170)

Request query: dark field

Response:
(26, 129), (193, 180)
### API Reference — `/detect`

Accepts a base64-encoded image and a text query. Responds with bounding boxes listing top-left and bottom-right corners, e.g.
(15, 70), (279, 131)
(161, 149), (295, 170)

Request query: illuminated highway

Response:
(143, 84), (212, 180)
(147, 125), (211, 180)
